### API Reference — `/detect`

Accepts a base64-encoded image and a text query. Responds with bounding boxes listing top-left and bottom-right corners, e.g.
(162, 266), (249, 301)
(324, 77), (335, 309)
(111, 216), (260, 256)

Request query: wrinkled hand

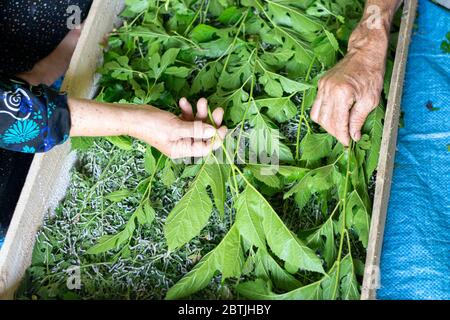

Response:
(310, 26), (388, 146)
(129, 98), (227, 159)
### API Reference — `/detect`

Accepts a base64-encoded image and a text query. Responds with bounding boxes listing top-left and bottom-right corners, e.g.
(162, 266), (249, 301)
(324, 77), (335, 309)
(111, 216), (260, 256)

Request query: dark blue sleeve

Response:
(0, 77), (71, 153)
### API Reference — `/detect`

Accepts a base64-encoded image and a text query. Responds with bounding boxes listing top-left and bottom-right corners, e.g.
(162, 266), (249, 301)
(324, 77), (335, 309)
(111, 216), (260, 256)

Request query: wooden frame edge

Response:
(361, 0), (418, 300)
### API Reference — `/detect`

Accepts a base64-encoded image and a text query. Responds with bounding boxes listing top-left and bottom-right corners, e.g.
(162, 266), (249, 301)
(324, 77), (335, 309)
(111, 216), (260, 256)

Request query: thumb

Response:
(349, 101), (375, 142)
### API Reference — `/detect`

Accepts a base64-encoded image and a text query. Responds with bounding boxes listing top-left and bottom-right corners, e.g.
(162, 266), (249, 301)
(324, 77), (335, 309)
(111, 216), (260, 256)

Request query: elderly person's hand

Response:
(128, 98), (228, 159)
(69, 97), (228, 159)
(310, 0), (400, 146)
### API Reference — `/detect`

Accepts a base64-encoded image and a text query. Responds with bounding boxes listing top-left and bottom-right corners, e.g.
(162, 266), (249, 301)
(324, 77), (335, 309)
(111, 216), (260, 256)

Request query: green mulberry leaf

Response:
(254, 249), (302, 291)
(340, 254), (360, 300)
(190, 24), (219, 43)
(236, 278), (323, 300)
(266, 0), (324, 41)
(345, 191), (370, 248)
(363, 106), (384, 179)
(247, 165), (282, 189)
(300, 133), (334, 161)
(306, 217), (336, 267)
(164, 159), (228, 250)
(166, 225), (243, 299)
(285, 164), (341, 210)
(236, 187), (325, 274)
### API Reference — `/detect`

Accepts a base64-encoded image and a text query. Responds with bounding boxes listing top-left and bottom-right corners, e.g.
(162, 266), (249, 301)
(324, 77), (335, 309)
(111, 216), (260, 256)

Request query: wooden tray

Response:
(0, 0), (418, 300)
(0, 0), (124, 299)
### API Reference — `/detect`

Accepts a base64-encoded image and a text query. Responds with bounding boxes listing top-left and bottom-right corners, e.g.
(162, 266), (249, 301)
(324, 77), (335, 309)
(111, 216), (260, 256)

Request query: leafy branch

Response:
(83, 0), (386, 300)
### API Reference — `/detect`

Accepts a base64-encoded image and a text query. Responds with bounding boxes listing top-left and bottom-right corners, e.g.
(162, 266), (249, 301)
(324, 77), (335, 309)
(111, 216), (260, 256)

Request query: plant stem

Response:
(183, 0), (206, 35)
(331, 142), (353, 300)
(295, 56), (316, 161)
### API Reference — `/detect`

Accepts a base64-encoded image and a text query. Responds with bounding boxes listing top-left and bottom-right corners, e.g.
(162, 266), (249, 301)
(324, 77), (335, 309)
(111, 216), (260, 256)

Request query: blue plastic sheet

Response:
(378, 0), (450, 300)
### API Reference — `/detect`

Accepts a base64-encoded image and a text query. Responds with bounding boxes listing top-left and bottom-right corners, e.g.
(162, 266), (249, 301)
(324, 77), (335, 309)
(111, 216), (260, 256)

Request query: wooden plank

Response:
(62, 1), (124, 99)
(0, 0), (124, 299)
(361, 0), (418, 300)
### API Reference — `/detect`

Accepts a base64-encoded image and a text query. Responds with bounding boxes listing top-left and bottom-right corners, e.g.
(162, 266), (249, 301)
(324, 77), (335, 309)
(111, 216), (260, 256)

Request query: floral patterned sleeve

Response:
(0, 77), (71, 153)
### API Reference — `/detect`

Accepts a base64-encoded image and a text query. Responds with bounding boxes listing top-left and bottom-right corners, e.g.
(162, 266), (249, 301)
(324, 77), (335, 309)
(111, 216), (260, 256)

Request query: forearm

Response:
(68, 98), (130, 137)
(348, 1), (402, 62)
(68, 98), (171, 139)
(361, 0), (403, 32)
(68, 97), (227, 159)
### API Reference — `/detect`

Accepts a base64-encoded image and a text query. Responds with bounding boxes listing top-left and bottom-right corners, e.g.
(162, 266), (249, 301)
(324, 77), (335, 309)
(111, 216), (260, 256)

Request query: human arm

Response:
(310, 0), (403, 146)
(0, 76), (226, 157)
(3, 27), (226, 158)
(69, 97), (227, 159)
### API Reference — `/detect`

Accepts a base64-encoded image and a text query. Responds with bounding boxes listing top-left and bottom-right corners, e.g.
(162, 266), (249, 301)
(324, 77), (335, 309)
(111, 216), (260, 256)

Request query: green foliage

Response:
(300, 133), (334, 161)
(88, 196), (156, 255)
(164, 158), (228, 250)
(362, 106), (384, 179)
(106, 136), (134, 151)
(70, 137), (95, 151)
(71, 0), (393, 300)
(166, 225), (243, 299)
(234, 186), (324, 274)
(18, 139), (233, 300)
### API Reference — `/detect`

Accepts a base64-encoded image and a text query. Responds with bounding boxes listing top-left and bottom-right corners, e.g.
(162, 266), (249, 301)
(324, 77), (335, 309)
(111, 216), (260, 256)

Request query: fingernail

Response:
(180, 97), (187, 105)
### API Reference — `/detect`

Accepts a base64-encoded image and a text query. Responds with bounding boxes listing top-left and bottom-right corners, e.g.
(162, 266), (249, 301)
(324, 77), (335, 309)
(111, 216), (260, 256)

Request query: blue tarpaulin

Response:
(378, 0), (450, 300)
